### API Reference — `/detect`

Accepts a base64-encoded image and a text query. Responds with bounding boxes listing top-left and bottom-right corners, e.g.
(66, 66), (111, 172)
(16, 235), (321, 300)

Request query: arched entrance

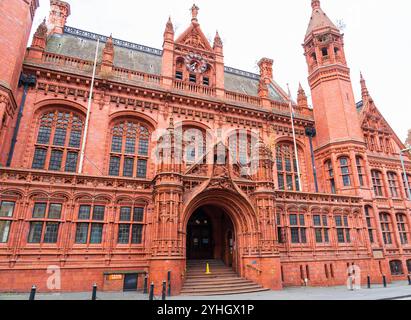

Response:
(186, 205), (236, 269)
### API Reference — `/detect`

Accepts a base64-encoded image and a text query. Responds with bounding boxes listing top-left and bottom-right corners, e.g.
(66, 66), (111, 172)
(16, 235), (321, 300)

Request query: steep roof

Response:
(43, 26), (285, 102)
(306, 1), (339, 37)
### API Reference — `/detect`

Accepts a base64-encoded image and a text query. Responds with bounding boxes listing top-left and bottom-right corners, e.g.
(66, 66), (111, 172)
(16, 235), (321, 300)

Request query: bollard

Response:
(167, 271), (171, 297)
(205, 263), (211, 275)
(162, 281), (167, 301)
(29, 285), (37, 301)
(367, 275), (371, 289)
(149, 282), (154, 301)
(143, 276), (148, 294)
(91, 283), (97, 300)
(383, 275), (387, 288)
(408, 275), (411, 285)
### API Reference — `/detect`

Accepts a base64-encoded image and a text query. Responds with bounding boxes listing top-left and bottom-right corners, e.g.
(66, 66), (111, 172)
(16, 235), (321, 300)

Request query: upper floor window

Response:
(109, 120), (150, 178)
(371, 170), (385, 197)
(356, 156), (365, 187)
(0, 201), (15, 243)
(75, 205), (105, 244)
(325, 160), (336, 194)
(313, 214), (329, 244)
(387, 172), (400, 198)
(403, 174), (411, 200)
(289, 213), (307, 244)
(339, 157), (351, 187)
(335, 215), (351, 243)
(396, 213), (409, 245)
(175, 71), (183, 81)
(276, 144), (301, 191)
(28, 202), (62, 244)
(32, 110), (84, 172)
(183, 127), (206, 165)
(379, 213), (393, 245)
(117, 206), (145, 245)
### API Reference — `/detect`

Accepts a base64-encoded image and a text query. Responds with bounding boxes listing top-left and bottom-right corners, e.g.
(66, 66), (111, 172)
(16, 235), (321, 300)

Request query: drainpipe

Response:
(6, 74), (37, 167)
(305, 126), (319, 193)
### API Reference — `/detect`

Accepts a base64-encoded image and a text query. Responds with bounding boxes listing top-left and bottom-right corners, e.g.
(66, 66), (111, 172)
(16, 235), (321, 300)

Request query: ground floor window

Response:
(390, 260), (404, 276)
(0, 201), (15, 243)
(407, 260), (411, 273)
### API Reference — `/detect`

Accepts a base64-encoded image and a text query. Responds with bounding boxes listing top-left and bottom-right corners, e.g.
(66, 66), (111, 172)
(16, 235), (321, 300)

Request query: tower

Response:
(303, 0), (366, 194)
(0, 0), (39, 165)
(48, 0), (71, 35)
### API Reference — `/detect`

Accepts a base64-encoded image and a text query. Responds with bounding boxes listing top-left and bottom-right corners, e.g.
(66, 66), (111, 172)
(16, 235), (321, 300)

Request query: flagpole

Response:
(78, 39), (100, 174)
(287, 84), (303, 192)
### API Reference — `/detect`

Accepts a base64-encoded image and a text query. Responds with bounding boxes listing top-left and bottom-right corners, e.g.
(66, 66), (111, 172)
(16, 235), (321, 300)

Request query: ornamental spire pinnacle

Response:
(191, 4), (199, 23)
(312, 0), (321, 10)
(360, 72), (369, 100)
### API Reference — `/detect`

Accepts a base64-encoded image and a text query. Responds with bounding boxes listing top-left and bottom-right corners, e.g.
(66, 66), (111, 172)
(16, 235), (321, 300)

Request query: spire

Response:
(101, 34), (114, 72)
(191, 4), (200, 24)
(164, 16), (174, 39)
(34, 18), (48, 38)
(360, 72), (369, 100)
(29, 18), (48, 53)
(306, 0), (339, 37)
(213, 31), (223, 49)
(297, 83), (308, 109)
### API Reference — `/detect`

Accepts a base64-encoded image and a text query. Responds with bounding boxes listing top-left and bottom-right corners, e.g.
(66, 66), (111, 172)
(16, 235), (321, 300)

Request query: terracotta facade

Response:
(0, 0), (410, 295)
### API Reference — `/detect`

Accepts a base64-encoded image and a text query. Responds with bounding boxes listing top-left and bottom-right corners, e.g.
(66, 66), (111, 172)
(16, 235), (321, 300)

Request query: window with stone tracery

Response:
(32, 110), (84, 172)
(338, 157), (351, 187)
(396, 213), (409, 245)
(182, 127), (206, 165)
(276, 143), (301, 192)
(109, 120), (150, 178)
(387, 172), (400, 198)
(371, 170), (385, 197)
(379, 213), (393, 245)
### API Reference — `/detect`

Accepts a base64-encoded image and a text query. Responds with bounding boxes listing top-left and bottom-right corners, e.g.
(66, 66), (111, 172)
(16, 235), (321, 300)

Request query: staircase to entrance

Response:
(181, 260), (269, 296)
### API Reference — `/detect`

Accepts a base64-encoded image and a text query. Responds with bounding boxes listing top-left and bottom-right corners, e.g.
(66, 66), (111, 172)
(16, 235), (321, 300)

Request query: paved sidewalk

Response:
(0, 281), (410, 300)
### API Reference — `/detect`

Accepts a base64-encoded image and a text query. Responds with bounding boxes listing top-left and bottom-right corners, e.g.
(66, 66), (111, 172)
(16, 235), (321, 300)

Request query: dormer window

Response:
(189, 74), (196, 83)
(202, 77), (209, 86)
(175, 71), (183, 81)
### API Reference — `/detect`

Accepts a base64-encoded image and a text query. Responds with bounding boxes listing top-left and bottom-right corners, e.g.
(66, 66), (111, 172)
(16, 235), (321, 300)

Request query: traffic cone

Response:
(205, 262), (211, 275)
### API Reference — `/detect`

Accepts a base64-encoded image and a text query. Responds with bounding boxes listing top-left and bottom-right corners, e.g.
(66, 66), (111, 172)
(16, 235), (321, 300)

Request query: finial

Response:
(191, 4), (200, 22)
(165, 16), (174, 34)
(360, 72), (369, 98)
(213, 31), (223, 48)
(311, 0), (321, 10)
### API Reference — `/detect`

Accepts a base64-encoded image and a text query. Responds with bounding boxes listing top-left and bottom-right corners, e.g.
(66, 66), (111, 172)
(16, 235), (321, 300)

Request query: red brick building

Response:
(0, 0), (410, 295)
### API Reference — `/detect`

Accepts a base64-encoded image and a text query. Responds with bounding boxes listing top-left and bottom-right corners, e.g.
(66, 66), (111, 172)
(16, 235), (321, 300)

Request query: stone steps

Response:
(181, 259), (269, 296)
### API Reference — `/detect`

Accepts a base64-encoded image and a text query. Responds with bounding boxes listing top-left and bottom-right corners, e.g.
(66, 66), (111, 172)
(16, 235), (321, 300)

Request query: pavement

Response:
(1, 280), (411, 300)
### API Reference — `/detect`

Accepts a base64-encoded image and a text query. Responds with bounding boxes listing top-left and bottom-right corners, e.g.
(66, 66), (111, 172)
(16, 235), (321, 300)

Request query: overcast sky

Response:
(31, 0), (411, 142)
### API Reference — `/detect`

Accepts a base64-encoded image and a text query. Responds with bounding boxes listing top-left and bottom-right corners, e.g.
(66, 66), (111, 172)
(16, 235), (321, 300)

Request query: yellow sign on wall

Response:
(107, 274), (123, 281)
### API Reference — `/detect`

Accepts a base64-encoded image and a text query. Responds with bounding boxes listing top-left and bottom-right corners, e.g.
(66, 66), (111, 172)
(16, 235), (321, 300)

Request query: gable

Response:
(175, 23), (213, 52)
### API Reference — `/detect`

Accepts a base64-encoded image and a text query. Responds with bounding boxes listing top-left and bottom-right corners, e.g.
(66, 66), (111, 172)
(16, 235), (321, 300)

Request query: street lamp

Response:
(400, 147), (411, 200)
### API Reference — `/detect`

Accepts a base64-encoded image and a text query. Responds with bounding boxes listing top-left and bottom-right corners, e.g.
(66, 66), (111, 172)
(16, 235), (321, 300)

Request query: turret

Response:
(48, 0), (71, 35)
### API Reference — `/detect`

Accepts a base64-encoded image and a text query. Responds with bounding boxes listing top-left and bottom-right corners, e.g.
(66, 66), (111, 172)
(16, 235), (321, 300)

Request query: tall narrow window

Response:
(276, 144), (301, 191)
(0, 201), (15, 243)
(379, 213), (393, 245)
(313, 214), (329, 244)
(356, 156), (365, 187)
(33, 111), (84, 172)
(371, 170), (385, 197)
(28, 203), (62, 244)
(325, 160), (336, 194)
(289, 213), (307, 244)
(387, 172), (399, 198)
(335, 215), (351, 243)
(183, 128), (206, 165)
(75, 205), (105, 244)
(339, 157), (351, 187)
(117, 206), (145, 245)
(109, 120), (150, 178)
(364, 206), (375, 244)
(402, 174), (411, 200)
(396, 213), (409, 245)
(276, 213), (285, 244)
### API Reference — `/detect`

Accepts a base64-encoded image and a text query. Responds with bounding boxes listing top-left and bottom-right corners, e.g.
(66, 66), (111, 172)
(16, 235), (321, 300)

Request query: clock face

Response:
(184, 53), (208, 74)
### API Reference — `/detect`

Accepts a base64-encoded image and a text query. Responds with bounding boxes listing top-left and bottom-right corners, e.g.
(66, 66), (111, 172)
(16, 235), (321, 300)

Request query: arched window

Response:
(228, 131), (258, 177)
(379, 213), (393, 245)
(182, 127), (206, 165)
(356, 156), (365, 187)
(109, 120), (150, 178)
(338, 157), (351, 187)
(396, 213), (409, 245)
(389, 260), (404, 276)
(371, 170), (385, 197)
(325, 160), (336, 194)
(387, 172), (400, 198)
(32, 110), (84, 172)
(276, 143), (301, 191)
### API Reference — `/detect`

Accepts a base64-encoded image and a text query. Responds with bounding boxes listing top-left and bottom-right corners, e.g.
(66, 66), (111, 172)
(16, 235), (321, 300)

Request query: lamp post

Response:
(400, 147), (411, 200)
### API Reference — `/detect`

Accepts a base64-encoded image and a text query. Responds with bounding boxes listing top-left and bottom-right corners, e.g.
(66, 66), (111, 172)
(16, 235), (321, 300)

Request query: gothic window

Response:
(109, 120), (150, 178)
(387, 172), (400, 198)
(75, 205), (105, 244)
(371, 170), (385, 197)
(325, 160), (336, 194)
(313, 214), (329, 244)
(396, 213), (409, 245)
(117, 206), (145, 245)
(33, 110), (84, 172)
(356, 156), (365, 187)
(389, 260), (404, 276)
(276, 144), (301, 191)
(339, 157), (351, 187)
(183, 128), (206, 165)
(379, 213), (393, 245)
(289, 213), (307, 244)
(364, 206), (375, 244)
(0, 201), (15, 243)
(28, 202), (62, 244)
(335, 215), (351, 243)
